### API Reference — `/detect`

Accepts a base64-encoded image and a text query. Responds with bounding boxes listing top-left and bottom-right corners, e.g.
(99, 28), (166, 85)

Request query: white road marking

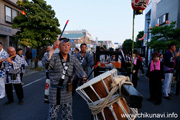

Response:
(13, 76), (46, 92)
(22, 76), (46, 88)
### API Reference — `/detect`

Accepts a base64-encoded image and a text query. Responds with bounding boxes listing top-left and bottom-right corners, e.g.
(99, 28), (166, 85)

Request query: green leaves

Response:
(149, 21), (180, 51)
(13, 0), (61, 49)
(122, 39), (137, 53)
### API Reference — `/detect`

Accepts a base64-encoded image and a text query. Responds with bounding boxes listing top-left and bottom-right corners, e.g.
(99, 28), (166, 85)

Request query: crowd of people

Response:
(1, 39), (180, 119)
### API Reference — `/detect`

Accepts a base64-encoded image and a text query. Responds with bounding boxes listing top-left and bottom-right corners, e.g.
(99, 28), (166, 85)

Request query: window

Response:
(5, 6), (18, 23)
(157, 13), (168, 25)
(5, 6), (11, 22)
(12, 9), (17, 19)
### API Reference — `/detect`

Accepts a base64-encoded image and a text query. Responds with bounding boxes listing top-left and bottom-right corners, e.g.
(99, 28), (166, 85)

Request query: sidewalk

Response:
(24, 60), (44, 76)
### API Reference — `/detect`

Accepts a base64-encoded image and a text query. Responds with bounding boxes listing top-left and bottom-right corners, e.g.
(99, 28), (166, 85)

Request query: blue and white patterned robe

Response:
(2, 55), (22, 84)
(19, 55), (28, 73)
(0, 49), (8, 78)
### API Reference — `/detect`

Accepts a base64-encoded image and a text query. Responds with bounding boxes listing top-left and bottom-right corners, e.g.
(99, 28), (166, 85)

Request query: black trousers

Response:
(5, 84), (24, 101)
(132, 72), (138, 88)
(176, 81), (180, 95)
(20, 73), (24, 82)
(149, 79), (162, 103)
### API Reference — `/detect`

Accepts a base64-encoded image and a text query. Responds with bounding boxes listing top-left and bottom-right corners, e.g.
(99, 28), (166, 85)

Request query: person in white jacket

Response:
(17, 48), (28, 85)
(0, 42), (8, 99)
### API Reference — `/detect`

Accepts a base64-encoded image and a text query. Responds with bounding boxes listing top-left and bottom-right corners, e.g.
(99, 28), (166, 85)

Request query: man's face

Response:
(81, 45), (87, 53)
(46, 46), (51, 52)
(59, 42), (70, 55)
(18, 50), (23, 56)
(171, 45), (176, 52)
(74, 49), (78, 53)
(0, 44), (3, 51)
(8, 48), (16, 56)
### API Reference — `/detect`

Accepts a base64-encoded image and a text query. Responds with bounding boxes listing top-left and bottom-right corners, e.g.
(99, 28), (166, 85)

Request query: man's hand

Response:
(49, 39), (60, 60)
(147, 78), (150, 82)
(6, 58), (13, 64)
(175, 52), (180, 57)
(82, 76), (88, 83)
(0, 58), (5, 63)
(53, 40), (60, 50)
(133, 70), (136, 74)
(161, 79), (164, 81)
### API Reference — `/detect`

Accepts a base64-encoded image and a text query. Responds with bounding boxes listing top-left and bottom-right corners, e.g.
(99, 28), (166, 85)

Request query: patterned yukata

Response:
(1, 55), (24, 102)
(42, 51), (50, 77)
(74, 52), (94, 74)
(0, 48), (8, 99)
(19, 55), (28, 81)
(46, 53), (86, 120)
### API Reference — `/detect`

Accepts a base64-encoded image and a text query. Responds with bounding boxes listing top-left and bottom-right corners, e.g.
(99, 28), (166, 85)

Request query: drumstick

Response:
(0, 55), (16, 63)
(55, 20), (69, 49)
(86, 61), (100, 80)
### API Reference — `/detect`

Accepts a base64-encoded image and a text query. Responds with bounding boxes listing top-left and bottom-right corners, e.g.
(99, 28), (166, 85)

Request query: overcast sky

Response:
(44, 0), (145, 44)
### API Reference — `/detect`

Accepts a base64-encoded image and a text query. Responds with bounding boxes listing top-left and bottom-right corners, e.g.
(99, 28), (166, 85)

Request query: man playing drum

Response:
(46, 38), (88, 120)
(73, 43), (94, 95)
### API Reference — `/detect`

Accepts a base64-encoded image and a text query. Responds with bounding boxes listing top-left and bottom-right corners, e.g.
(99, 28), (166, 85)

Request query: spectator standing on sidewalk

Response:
(137, 53), (145, 76)
(25, 46), (32, 67)
(132, 53), (142, 88)
(146, 52), (164, 105)
(17, 48), (28, 85)
(163, 43), (179, 100)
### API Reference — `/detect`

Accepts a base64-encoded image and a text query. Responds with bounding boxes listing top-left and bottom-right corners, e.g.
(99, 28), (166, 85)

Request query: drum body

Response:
(76, 69), (137, 120)
(100, 62), (121, 68)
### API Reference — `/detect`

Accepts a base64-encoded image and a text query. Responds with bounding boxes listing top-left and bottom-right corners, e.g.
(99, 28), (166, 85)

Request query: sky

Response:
(44, 0), (145, 44)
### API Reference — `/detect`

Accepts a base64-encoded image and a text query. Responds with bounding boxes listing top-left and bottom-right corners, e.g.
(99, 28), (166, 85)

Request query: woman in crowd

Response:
(146, 52), (164, 105)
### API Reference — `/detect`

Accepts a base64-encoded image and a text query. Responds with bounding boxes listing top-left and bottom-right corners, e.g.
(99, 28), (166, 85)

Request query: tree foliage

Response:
(135, 31), (144, 48)
(122, 39), (137, 53)
(149, 21), (180, 51)
(13, 0), (61, 49)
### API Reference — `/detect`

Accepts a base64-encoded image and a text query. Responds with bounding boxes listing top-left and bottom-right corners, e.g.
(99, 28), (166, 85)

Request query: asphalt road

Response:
(0, 70), (91, 120)
(0, 70), (180, 120)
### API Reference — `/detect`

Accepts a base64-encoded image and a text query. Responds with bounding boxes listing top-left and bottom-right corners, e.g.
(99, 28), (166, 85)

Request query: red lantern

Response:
(149, 26), (152, 29)
(166, 20), (170, 24)
(21, 10), (26, 15)
(131, 0), (149, 10)
(156, 24), (159, 26)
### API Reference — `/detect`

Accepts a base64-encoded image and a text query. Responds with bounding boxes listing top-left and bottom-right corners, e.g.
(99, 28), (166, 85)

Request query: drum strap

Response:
(56, 53), (69, 105)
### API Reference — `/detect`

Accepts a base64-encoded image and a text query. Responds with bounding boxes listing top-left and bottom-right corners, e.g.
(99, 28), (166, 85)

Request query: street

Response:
(0, 70), (180, 120)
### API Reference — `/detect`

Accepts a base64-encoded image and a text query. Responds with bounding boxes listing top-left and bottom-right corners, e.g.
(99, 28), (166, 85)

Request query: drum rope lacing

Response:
(88, 75), (133, 115)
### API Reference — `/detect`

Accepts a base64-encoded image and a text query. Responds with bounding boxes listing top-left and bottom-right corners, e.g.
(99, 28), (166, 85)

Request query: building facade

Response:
(61, 29), (96, 52)
(156, 0), (180, 28)
(0, 0), (20, 50)
(143, 0), (180, 64)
